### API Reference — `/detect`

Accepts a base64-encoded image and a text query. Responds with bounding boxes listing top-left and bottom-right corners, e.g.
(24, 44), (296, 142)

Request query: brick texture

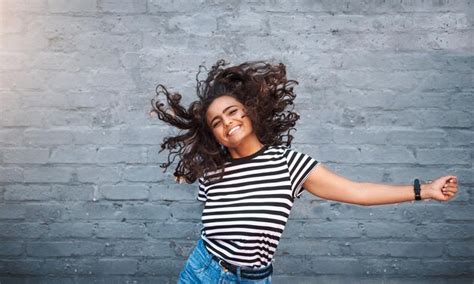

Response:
(0, 0), (472, 282)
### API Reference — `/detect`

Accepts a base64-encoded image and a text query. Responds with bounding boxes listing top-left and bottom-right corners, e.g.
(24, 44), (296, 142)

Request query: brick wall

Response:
(0, 0), (472, 283)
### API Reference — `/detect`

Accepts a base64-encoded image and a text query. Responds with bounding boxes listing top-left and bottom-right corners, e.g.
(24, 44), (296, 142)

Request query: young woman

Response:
(151, 60), (458, 284)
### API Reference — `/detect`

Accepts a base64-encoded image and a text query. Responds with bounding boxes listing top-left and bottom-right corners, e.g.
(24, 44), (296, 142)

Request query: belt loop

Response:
(236, 266), (241, 283)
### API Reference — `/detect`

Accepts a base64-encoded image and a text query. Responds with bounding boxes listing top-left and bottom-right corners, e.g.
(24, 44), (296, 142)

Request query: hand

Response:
(424, 176), (458, 201)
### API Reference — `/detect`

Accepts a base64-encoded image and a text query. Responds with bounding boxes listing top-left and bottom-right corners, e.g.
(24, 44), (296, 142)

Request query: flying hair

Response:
(151, 59), (300, 183)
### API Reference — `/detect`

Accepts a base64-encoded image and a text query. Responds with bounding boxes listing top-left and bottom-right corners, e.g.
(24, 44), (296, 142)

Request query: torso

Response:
(197, 145), (319, 268)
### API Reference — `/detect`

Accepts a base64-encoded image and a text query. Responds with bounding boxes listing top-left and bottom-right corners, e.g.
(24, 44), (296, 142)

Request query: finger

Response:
(442, 176), (457, 183)
(445, 187), (458, 193)
(445, 191), (455, 197)
(442, 187), (456, 194)
(441, 187), (458, 193)
(448, 178), (457, 184)
(445, 183), (458, 189)
(439, 193), (452, 201)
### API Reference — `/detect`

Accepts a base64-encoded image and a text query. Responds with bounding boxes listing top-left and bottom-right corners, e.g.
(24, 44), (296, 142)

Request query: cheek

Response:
(242, 114), (253, 128)
(211, 127), (225, 141)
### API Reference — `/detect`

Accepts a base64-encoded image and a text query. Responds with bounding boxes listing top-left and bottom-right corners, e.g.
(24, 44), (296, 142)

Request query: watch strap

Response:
(414, 178), (421, 201)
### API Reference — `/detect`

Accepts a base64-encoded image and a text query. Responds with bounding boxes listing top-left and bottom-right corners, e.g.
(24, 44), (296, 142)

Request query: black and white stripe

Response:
(197, 145), (319, 268)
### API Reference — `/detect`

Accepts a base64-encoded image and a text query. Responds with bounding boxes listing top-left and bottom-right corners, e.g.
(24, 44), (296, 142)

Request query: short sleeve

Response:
(197, 177), (207, 202)
(284, 148), (319, 199)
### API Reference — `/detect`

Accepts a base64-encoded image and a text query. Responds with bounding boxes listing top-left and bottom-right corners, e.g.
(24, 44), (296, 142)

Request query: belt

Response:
(211, 255), (273, 280)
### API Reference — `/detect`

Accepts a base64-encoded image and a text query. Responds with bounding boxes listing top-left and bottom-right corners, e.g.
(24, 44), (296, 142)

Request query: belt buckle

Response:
(218, 259), (228, 272)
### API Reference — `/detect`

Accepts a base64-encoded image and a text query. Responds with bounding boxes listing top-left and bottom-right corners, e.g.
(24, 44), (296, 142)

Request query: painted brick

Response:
(123, 165), (165, 182)
(0, 223), (48, 239)
(97, 147), (147, 164)
(147, 222), (201, 240)
(0, 0), (472, 281)
(119, 127), (168, 145)
(147, 0), (205, 13)
(120, 203), (171, 220)
(95, 222), (147, 239)
(416, 148), (471, 165)
(137, 258), (183, 276)
(277, 239), (345, 256)
(48, 0), (98, 13)
(26, 241), (104, 256)
(149, 183), (197, 201)
(444, 205), (474, 221)
(0, 241), (23, 256)
(0, 129), (24, 146)
(110, 240), (174, 257)
(0, 167), (24, 182)
(3, 148), (49, 164)
(24, 129), (74, 146)
(94, 258), (138, 275)
(72, 129), (121, 145)
(99, 184), (149, 200)
(285, 221), (364, 239)
(418, 260), (473, 276)
(47, 222), (95, 238)
(23, 166), (74, 183)
(98, 0), (147, 13)
(0, 204), (26, 220)
(169, 202), (203, 220)
(5, 184), (94, 201)
(76, 166), (121, 183)
(0, 259), (44, 275)
(351, 241), (443, 257)
(61, 202), (123, 221)
(50, 146), (97, 164)
(0, 0), (47, 12)
(447, 242), (474, 257)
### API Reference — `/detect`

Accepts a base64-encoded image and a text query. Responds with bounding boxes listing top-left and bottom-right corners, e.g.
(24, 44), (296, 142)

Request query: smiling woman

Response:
(206, 96), (264, 159)
(151, 60), (458, 284)
(152, 59), (300, 184)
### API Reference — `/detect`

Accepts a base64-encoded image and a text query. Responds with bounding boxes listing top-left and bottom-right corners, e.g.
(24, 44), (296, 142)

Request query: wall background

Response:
(0, 0), (473, 283)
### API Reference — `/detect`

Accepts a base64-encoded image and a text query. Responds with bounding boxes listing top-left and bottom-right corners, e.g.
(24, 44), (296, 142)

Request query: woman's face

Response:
(205, 95), (257, 149)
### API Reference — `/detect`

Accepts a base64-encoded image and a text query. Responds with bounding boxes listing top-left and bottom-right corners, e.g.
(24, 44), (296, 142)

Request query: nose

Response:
(222, 116), (233, 126)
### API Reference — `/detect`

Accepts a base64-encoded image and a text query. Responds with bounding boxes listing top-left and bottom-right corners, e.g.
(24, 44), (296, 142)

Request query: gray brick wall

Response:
(0, 0), (473, 283)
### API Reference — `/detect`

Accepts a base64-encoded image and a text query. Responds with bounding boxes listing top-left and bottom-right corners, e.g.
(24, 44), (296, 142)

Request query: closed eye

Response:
(212, 121), (220, 128)
(211, 108), (239, 128)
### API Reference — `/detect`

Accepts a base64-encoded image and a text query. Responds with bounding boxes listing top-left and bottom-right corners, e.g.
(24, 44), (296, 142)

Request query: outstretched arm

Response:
(303, 165), (458, 206)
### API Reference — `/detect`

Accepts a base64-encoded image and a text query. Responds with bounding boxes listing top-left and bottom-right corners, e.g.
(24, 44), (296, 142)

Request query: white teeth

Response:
(228, 125), (241, 136)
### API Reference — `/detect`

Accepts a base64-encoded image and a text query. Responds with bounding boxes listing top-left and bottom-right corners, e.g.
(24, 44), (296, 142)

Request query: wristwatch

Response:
(414, 178), (421, 201)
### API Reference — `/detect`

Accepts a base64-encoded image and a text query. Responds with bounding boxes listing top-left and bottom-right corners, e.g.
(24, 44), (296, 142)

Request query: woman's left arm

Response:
(303, 165), (458, 206)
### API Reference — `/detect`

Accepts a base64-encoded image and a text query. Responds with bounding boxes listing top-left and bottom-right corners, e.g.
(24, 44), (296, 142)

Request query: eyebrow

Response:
(209, 105), (238, 126)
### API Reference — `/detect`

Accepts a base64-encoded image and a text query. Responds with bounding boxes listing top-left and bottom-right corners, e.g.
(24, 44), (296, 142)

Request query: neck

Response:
(227, 139), (264, 159)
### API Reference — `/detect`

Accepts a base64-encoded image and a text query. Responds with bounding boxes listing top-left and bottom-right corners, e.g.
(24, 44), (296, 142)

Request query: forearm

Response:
(357, 182), (431, 206)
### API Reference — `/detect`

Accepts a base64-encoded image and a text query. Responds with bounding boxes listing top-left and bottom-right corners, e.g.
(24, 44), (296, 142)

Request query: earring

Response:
(220, 144), (226, 152)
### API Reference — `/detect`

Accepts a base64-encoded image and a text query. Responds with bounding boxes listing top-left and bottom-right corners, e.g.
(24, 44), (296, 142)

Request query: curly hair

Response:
(151, 59), (300, 184)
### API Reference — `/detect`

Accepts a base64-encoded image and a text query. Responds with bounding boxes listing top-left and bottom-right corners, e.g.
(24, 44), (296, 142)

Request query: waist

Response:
(200, 240), (273, 280)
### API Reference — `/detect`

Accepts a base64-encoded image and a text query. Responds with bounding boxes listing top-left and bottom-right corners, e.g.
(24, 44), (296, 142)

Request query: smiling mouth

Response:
(227, 125), (241, 136)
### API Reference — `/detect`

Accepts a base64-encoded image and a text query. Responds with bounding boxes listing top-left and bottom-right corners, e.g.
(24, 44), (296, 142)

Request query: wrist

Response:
(420, 183), (432, 200)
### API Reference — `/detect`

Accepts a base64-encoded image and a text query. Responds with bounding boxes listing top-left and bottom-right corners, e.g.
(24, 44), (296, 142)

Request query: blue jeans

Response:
(178, 239), (272, 284)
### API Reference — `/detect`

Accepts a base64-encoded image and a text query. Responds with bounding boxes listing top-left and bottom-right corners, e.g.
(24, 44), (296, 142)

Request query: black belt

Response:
(211, 255), (273, 280)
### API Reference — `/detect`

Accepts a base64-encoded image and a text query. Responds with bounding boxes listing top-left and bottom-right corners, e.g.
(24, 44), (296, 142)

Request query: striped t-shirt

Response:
(197, 144), (319, 268)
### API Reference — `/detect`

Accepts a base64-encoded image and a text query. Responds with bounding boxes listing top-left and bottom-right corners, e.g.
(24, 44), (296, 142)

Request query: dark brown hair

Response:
(151, 59), (300, 183)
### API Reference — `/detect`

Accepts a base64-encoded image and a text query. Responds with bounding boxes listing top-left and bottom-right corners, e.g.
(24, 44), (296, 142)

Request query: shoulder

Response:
(267, 144), (288, 153)
(267, 144), (303, 158)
